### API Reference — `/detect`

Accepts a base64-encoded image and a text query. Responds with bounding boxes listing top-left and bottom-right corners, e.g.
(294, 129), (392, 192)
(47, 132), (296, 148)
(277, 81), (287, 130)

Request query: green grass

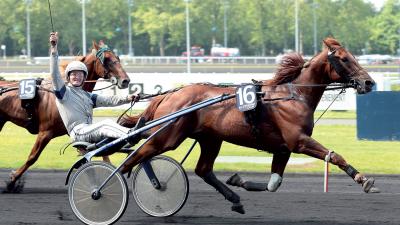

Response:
(93, 108), (142, 117)
(314, 110), (355, 119)
(1, 122), (399, 174)
(391, 84), (400, 91)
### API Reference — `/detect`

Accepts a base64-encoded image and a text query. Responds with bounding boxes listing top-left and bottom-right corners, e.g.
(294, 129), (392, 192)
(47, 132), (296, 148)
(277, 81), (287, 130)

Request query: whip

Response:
(47, 0), (55, 32)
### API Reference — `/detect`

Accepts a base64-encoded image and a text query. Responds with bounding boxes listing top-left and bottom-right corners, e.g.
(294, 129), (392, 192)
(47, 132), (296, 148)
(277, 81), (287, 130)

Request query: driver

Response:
(49, 31), (138, 143)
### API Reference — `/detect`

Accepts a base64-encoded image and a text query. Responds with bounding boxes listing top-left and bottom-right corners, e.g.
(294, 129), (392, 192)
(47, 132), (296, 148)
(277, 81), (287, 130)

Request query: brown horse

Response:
(0, 41), (130, 192)
(118, 38), (377, 214)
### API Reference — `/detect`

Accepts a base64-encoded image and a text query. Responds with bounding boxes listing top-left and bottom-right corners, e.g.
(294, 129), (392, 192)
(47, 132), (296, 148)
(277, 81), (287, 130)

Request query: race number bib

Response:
(236, 84), (257, 112)
(19, 79), (36, 100)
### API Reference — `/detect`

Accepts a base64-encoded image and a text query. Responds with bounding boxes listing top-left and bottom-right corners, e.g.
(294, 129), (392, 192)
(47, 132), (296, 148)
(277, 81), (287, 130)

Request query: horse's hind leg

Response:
(295, 134), (379, 193)
(195, 137), (244, 214)
(227, 148), (291, 192)
(5, 131), (52, 193)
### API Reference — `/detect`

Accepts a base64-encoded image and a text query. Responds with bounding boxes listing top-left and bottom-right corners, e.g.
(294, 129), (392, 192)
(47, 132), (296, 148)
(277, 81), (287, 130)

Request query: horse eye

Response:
(342, 57), (349, 63)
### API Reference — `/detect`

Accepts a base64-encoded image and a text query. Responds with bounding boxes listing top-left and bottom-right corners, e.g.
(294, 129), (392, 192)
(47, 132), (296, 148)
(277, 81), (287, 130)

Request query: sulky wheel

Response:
(68, 161), (128, 225)
(131, 155), (189, 217)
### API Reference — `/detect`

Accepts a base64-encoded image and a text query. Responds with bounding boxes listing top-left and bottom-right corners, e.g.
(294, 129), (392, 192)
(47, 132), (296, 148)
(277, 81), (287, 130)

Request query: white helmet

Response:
(65, 61), (88, 80)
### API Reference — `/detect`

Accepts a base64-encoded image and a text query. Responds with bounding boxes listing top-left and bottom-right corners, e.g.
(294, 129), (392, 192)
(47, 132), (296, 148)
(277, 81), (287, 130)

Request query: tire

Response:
(131, 155), (189, 217)
(68, 161), (128, 225)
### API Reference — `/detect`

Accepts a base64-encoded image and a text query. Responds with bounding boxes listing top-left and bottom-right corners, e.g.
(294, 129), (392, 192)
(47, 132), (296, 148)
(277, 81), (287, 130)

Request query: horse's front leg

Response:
(295, 134), (380, 193)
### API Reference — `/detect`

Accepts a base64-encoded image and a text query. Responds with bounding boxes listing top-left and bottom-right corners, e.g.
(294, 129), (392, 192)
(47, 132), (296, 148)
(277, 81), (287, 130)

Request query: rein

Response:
(83, 79), (116, 91)
(0, 87), (19, 95)
(313, 88), (346, 125)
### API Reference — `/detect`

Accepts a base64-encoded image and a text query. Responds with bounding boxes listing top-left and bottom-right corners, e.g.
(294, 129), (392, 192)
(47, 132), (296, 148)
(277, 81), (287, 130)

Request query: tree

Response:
(369, 0), (400, 54)
(133, 0), (186, 56)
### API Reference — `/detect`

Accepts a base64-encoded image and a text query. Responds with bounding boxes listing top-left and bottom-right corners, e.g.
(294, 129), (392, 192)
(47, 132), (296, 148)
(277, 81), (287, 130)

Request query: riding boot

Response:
(127, 117), (146, 146)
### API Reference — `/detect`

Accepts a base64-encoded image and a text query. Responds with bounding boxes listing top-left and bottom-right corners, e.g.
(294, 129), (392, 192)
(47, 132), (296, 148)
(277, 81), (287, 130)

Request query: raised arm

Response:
(49, 32), (66, 99)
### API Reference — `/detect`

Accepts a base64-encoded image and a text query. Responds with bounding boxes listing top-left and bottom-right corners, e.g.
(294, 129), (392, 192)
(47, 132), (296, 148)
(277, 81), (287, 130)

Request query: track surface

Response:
(0, 170), (399, 225)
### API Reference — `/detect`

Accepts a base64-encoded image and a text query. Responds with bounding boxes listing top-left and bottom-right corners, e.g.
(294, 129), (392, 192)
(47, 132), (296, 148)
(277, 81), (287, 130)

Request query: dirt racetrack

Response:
(0, 170), (399, 225)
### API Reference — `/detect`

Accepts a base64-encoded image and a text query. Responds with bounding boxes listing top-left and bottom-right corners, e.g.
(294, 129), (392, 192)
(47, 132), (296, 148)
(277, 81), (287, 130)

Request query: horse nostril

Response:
(121, 79), (130, 88)
(365, 80), (374, 88)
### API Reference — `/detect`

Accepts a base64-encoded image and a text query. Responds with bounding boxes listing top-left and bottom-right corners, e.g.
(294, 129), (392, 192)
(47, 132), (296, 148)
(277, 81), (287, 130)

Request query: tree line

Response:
(0, 0), (399, 57)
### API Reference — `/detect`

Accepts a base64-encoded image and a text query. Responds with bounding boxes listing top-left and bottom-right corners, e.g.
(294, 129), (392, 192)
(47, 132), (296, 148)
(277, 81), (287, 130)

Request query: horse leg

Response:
(268, 150), (291, 191)
(295, 134), (379, 193)
(226, 148), (291, 192)
(5, 131), (52, 193)
(195, 138), (244, 214)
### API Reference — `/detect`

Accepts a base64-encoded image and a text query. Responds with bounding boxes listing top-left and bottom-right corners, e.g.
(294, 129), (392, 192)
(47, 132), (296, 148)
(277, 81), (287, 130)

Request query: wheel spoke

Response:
(132, 156), (188, 217)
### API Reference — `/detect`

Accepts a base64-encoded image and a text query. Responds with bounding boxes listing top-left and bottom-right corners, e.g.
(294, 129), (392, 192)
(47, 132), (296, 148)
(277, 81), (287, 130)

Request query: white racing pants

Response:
(71, 119), (130, 143)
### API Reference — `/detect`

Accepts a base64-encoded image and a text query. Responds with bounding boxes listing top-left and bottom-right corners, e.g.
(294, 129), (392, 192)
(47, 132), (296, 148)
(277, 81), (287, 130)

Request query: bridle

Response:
(93, 46), (121, 81)
(326, 46), (364, 86)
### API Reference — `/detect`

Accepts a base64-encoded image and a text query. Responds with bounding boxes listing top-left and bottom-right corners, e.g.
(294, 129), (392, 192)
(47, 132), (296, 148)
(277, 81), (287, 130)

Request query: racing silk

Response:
(50, 51), (130, 135)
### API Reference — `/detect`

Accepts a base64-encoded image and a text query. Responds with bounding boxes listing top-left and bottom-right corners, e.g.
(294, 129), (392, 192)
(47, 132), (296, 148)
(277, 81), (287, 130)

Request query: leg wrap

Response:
(203, 172), (240, 203)
(344, 164), (359, 179)
(242, 181), (267, 191)
(267, 173), (282, 192)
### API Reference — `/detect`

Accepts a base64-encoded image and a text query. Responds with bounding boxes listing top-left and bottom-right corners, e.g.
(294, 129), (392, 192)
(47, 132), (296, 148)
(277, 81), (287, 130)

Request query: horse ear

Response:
(323, 39), (330, 49)
(92, 40), (99, 50)
(79, 56), (86, 62)
(99, 40), (105, 47)
(323, 39), (334, 53)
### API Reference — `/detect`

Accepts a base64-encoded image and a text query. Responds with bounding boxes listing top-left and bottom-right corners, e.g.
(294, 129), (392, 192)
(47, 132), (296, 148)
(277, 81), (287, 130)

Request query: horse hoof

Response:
(4, 176), (25, 193)
(226, 173), (243, 187)
(368, 186), (380, 193)
(231, 203), (245, 214)
(362, 177), (376, 193)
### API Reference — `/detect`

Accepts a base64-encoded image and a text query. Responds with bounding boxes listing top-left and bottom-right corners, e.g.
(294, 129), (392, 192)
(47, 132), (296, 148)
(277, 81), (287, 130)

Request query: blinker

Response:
(327, 48), (350, 82)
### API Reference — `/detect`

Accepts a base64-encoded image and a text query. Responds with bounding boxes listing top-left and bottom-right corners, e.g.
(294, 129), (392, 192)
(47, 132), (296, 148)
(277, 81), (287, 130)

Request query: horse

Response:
(117, 37), (377, 214)
(0, 40), (130, 193)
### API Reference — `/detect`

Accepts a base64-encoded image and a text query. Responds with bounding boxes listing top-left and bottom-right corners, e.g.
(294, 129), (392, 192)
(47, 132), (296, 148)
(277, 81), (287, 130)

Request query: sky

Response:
(365, 0), (386, 10)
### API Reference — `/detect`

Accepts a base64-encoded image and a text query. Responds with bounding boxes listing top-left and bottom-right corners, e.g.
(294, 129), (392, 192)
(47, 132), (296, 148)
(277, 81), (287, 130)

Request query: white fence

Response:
(31, 56), (284, 65)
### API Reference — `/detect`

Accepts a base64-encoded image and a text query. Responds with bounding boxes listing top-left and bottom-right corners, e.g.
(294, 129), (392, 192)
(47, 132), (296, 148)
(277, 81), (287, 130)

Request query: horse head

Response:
(322, 38), (375, 94)
(85, 41), (130, 89)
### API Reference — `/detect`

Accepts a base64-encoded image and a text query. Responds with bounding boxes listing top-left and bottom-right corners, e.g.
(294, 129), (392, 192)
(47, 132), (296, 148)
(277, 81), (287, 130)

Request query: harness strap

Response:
(244, 80), (265, 151)
(263, 82), (297, 102)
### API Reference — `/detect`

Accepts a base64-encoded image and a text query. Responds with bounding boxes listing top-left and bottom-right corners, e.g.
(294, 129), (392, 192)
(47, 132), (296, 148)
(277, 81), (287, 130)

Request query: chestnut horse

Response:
(0, 41), (130, 192)
(118, 38), (377, 214)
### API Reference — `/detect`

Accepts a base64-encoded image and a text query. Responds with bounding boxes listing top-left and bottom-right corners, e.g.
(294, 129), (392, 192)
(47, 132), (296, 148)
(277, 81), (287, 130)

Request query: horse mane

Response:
(272, 53), (305, 85)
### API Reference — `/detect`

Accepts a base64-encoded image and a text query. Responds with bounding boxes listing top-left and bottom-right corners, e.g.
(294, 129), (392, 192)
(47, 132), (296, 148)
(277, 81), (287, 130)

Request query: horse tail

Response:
(119, 94), (169, 128)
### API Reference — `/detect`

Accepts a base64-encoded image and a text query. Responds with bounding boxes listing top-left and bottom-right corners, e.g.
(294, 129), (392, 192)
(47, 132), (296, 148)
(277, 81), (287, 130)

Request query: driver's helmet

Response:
(65, 61), (88, 81)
